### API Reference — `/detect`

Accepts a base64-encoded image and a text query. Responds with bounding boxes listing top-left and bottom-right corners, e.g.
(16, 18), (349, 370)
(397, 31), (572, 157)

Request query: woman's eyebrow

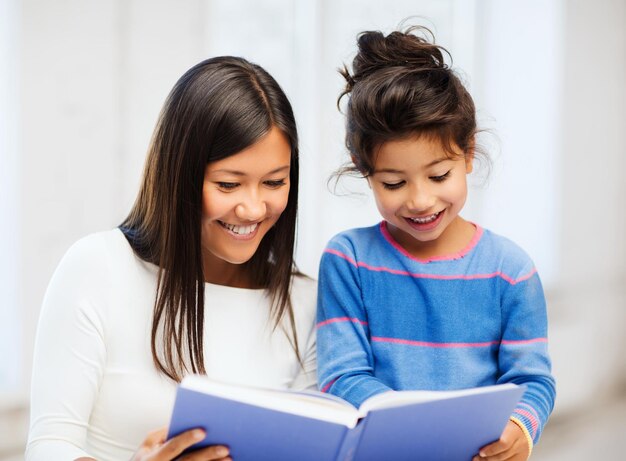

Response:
(210, 165), (290, 176)
(266, 165), (291, 175)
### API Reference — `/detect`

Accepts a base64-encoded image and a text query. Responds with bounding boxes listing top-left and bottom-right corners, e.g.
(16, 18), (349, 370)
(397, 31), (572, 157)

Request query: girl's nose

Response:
(406, 186), (435, 212)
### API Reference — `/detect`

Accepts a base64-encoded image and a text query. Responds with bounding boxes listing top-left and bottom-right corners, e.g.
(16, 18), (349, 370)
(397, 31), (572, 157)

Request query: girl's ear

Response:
(350, 154), (361, 171)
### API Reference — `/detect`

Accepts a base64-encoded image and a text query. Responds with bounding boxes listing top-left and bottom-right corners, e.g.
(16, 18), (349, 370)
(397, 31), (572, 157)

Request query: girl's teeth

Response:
(222, 222), (258, 235)
(410, 212), (439, 224)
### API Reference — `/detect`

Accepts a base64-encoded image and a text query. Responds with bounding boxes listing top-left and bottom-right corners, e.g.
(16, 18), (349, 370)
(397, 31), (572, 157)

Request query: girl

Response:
(317, 27), (556, 461)
(27, 56), (317, 461)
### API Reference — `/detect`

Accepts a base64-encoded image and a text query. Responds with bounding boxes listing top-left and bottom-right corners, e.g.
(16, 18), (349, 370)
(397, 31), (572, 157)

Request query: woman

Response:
(26, 56), (316, 461)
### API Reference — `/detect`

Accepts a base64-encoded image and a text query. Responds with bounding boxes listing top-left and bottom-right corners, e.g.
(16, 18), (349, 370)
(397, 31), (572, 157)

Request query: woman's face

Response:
(201, 126), (291, 282)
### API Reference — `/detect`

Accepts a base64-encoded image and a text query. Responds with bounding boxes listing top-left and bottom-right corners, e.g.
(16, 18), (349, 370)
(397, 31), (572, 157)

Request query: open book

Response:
(167, 375), (525, 461)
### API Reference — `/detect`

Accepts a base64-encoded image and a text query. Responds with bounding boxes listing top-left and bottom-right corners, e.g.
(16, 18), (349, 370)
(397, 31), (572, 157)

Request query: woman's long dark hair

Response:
(119, 56), (300, 382)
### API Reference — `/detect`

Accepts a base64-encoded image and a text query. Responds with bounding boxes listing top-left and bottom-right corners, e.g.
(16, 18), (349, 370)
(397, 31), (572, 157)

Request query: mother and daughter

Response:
(27, 26), (555, 461)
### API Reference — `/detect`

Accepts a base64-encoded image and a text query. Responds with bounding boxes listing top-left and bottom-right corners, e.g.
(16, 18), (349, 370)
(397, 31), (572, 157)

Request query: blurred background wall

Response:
(1, 0), (625, 459)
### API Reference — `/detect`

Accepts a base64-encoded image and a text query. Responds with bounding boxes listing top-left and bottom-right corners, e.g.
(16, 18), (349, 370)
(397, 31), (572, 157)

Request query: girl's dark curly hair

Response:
(338, 26), (484, 176)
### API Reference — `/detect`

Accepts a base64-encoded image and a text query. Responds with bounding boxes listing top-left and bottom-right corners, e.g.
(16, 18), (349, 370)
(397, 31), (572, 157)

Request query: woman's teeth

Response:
(220, 222), (258, 235)
(409, 212), (440, 224)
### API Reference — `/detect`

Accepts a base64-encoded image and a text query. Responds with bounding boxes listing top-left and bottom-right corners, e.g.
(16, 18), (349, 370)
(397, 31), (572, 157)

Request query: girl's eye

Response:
(264, 179), (287, 188)
(382, 181), (405, 190)
(430, 170), (451, 182)
(217, 182), (239, 190)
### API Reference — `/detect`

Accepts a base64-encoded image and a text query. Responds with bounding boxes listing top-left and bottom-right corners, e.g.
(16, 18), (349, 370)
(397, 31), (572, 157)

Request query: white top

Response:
(26, 229), (317, 461)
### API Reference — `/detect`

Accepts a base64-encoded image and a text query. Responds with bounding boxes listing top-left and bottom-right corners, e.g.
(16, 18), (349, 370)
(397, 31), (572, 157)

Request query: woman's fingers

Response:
(143, 427), (168, 447)
(133, 427), (229, 461)
(178, 444), (231, 461)
(156, 429), (206, 459)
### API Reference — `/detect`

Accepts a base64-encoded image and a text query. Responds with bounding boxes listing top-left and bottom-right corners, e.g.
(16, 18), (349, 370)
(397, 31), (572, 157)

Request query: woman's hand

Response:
(472, 420), (530, 461)
(131, 427), (230, 461)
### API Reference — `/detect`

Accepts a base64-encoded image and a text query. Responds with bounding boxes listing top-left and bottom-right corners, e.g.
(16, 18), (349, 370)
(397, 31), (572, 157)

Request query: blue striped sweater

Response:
(317, 221), (556, 446)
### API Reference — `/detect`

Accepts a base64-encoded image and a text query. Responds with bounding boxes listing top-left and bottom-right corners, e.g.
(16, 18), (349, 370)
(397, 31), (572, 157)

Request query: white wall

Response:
(469, 0), (564, 286)
(550, 0), (626, 411)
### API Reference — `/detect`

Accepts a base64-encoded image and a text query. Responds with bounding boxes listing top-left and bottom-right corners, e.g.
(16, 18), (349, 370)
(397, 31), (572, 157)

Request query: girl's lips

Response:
(404, 210), (445, 232)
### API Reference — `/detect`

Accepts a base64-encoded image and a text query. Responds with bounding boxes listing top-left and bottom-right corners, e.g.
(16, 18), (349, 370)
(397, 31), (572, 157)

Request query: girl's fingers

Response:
(478, 439), (511, 458)
(472, 451), (521, 461)
(478, 420), (525, 458)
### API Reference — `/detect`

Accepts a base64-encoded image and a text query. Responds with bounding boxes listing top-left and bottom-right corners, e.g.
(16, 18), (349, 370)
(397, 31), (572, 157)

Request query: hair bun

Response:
(340, 26), (450, 97)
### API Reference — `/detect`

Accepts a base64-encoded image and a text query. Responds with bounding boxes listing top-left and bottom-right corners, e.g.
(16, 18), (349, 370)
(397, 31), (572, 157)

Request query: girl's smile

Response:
(404, 209), (445, 231)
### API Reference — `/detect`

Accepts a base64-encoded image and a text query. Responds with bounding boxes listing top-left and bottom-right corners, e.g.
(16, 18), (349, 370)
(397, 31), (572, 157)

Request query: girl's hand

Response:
(472, 420), (530, 461)
(131, 427), (231, 461)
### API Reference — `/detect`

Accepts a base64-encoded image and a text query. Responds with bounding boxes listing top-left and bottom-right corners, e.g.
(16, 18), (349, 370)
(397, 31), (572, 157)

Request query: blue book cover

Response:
(167, 376), (525, 461)
(352, 385), (526, 461)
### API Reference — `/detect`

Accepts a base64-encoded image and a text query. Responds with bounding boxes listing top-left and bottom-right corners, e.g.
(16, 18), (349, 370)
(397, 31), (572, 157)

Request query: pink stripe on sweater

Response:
(501, 338), (548, 346)
(370, 336), (547, 348)
(324, 248), (537, 285)
(371, 336), (500, 348)
(321, 377), (338, 393)
(518, 403), (540, 423)
(519, 402), (539, 415)
(316, 317), (368, 329)
(514, 408), (539, 437)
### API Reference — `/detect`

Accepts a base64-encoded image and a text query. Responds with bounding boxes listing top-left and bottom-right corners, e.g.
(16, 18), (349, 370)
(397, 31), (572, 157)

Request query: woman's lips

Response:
(218, 221), (261, 241)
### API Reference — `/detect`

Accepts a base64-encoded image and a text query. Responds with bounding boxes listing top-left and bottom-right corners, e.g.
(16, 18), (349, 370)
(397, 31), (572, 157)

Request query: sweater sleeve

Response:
(26, 238), (107, 461)
(497, 266), (556, 447)
(316, 240), (392, 408)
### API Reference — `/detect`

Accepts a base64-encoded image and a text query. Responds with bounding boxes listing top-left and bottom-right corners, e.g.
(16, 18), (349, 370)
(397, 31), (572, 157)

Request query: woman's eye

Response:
(264, 179), (287, 188)
(217, 182), (239, 190)
(382, 181), (405, 190)
(430, 170), (451, 182)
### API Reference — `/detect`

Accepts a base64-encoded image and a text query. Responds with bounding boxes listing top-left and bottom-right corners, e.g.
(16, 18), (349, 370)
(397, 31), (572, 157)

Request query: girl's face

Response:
(201, 126), (291, 284)
(368, 135), (474, 258)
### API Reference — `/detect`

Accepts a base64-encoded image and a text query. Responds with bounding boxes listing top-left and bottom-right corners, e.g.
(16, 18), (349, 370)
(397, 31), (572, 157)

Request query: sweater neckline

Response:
(379, 220), (483, 263)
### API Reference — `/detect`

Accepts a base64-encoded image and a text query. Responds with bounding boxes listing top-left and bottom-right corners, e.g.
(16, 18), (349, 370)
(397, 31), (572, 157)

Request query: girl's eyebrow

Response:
(373, 168), (404, 174)
(374, 157), (450, 174)
(210, 165), (290, 176)
(426, 157), (451, 167)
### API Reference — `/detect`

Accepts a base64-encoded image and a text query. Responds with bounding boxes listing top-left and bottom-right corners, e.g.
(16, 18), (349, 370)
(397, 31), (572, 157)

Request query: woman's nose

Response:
(235, 192), (267, 222)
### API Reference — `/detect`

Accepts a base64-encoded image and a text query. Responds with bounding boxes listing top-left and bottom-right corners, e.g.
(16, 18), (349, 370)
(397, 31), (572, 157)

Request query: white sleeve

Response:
(26, 237), (108, 461)
(288, 275), (318, 391)
(290, 327), (317, 391)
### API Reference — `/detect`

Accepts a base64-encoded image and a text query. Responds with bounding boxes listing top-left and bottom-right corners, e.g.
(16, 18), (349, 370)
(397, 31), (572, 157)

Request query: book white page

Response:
(181, 375), (361, 428)
(359, 383), (519, 413)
